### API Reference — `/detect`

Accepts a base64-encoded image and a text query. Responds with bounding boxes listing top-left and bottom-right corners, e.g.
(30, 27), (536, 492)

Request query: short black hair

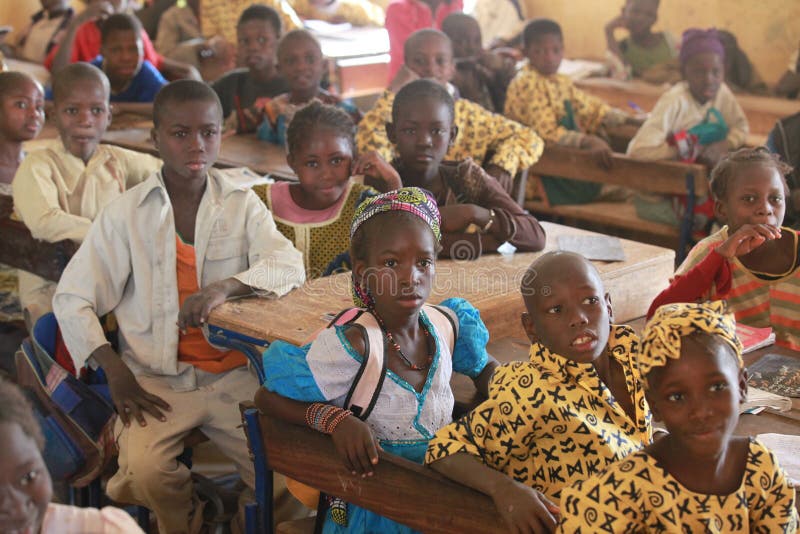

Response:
(237, 3), (282, 37)
(403, 28), (452, 64)
(152, 80), (222, 127)
(0, 71), (42, 99)
(286, 100), (355, 154)
(100, 12), (143, 43)
(52, 62), (110, 103)
(709, 146), (792, 201)
(392, 78), (454, 125)
(277, 29), (321, 59)
(523, 18), (563, 48)
(0, 379), (44, 451)
(441, 12), (480, 40)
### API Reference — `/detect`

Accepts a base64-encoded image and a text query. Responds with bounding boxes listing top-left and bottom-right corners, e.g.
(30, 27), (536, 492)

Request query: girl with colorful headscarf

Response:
(627, 28), (750, 230)
(255, 187), (499, 533)
(558, 301), (798, 533)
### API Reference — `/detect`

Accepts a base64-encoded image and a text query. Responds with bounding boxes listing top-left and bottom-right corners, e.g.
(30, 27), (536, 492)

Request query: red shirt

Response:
(384, 0), (462, 81)
(44, 20), (163, 71)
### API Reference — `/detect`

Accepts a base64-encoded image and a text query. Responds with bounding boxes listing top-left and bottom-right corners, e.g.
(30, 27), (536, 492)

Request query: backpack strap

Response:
(341, 312), (387, 420)
(425, 304), (459, 354)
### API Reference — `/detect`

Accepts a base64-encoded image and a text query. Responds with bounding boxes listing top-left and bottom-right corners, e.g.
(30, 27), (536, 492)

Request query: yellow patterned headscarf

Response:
(639, 301), (743, 388)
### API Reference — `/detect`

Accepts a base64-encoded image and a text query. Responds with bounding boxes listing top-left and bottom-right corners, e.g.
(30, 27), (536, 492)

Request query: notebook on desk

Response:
(557, 235), (626, 262)
(748, 353), (800, 398)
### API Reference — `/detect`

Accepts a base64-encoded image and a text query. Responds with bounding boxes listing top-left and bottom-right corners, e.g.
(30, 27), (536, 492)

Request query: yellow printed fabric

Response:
(356, 90), (543, 177)
(504, 63), (612, 143)
(290, 0), (385, 26)
(200, 0), (302, 44)
(425, 325), (652, 502)
(558, 439), (799, 533)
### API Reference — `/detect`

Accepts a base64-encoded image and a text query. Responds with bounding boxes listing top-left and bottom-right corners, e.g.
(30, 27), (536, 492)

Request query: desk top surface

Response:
(207, 221), (674, 346)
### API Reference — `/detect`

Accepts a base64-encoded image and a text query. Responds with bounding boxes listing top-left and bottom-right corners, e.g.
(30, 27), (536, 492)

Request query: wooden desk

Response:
(315, 27), (389, 99)
(207, 221), (675, 346)
(101, 128), (297, 180)
(576, 77), (800, 140)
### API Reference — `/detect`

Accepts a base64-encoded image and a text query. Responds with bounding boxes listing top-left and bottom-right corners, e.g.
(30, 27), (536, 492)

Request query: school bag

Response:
(14, 313), (117, 487)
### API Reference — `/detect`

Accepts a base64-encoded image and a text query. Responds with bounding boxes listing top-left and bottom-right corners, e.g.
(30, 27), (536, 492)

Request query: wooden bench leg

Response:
(677, 172), (696, 265)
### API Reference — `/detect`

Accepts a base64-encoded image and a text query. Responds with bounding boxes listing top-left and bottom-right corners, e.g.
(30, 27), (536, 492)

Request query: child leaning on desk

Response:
(627, 28), (749, 230)
(504, 18), (643, 206)
(648, 147), (800, 351)
(256, 188), (500, 533)
(252, 101), (400, 279)
(558, 301), (798, 533)
(425, 251), (653, 534)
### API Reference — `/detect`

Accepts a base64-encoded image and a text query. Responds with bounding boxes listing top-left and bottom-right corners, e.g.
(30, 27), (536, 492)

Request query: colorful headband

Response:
(680, 28), (725, 66)
(639, 301), (743, 388)
(350, 187), (441, 242)
(350, 187), (441, 308)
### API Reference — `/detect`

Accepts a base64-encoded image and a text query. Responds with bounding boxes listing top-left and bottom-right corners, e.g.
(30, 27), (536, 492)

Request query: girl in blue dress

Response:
(255, 187), (499, 533)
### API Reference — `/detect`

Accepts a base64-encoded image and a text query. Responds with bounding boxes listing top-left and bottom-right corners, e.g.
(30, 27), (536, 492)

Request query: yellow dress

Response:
(504, 63), (617, 144)
(558, 439), (799, 533)
(356, 90), (543, 177)
(425, 325), (652, 502)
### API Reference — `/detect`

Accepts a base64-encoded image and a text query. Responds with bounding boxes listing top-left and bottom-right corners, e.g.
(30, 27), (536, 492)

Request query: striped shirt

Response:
(677, 226), (800, 350)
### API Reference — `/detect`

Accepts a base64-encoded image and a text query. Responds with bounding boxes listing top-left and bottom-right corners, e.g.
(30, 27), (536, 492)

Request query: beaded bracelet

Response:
(305, 403), (353, 434)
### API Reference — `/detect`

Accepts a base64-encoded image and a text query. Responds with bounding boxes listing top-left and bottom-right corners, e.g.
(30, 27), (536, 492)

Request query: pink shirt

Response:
(384, 0), (463, 81)
(42, 503), (145, 533)
(269, 181), (349, 223)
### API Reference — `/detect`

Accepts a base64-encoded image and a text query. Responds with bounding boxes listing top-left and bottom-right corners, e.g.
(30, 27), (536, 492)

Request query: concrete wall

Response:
(521, 0), (800, 85)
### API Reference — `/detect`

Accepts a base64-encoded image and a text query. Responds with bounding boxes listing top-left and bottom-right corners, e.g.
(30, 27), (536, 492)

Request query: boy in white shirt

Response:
(53, 80), (306, 532)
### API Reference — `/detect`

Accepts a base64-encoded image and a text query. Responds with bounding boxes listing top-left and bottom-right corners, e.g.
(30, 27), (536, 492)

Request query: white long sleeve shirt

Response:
(53, 169), (305, 386)
(626, 81), (749, 161)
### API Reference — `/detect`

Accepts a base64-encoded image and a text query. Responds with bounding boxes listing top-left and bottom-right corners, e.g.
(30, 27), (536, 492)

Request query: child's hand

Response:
(491, 477), (560, 534)
(239, 106), (264, 133)
(331, 415), (382, 477)
(697, 140), (729, 167)
(581, 135), (614, 170)
(352, 151), (401, 191)
(605, 14), (628, 34)
(178, 285), (229, 330)
(439, 204), (485, 233)
(98, 349), (171, 427)
(716, 224), (781, 259)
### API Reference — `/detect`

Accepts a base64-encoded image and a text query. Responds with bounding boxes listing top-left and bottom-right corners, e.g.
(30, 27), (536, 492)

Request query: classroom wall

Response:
(521, 0), (800, 86)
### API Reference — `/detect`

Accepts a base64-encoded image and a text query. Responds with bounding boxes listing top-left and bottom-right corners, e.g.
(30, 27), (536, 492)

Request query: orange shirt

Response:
(176, 235), (246, 373)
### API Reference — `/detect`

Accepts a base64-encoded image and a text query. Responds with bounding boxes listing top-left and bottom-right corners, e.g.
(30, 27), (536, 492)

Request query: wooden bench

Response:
(240, 405), (506, 534)
(525, 144), (709, 260)
(0, 200), (73, 282)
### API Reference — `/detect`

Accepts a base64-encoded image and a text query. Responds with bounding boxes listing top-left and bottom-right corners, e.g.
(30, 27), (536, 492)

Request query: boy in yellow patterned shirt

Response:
(505, 19), (642, 205)
(425, 251), (652, 533)
(356, 29), (543, 194)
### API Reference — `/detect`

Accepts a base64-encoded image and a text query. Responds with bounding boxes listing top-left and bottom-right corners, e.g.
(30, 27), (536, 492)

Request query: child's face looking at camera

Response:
(278, 36), (324, 95)
(406, 34), (455, 85)
(622, 0), (658, 38)
(54, 78), (111, 163)
(525, 33), (563, 76)
(714, 165), (786, 232)
(387, 95), (456, 181)
(645, 335), (746, 459)
(288, 128), (353, 209)
(0, 78), (44, 142)
(237, 19), (278, 73)
(0, 422), (52, 534)
(683, 51), (723, 105)
(354, 215), (437, 316)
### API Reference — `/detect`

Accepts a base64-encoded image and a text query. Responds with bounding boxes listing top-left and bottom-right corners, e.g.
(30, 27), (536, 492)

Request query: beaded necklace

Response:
(371, 310), (433, 371)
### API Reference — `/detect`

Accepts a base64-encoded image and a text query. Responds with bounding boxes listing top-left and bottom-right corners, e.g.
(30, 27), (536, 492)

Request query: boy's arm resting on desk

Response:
(12, 155), (92, 242)
(428, 452), (559, 534)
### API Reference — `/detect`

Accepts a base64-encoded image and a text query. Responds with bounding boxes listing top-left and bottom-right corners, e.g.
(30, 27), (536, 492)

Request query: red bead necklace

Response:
(372, 311), (433, 371)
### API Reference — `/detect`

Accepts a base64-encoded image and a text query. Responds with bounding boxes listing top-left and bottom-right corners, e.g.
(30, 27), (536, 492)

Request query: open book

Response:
(740, 387), (793, 415)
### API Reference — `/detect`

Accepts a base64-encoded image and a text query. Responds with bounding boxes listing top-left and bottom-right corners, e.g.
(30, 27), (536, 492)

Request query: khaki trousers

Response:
(106, 366), (306, 533)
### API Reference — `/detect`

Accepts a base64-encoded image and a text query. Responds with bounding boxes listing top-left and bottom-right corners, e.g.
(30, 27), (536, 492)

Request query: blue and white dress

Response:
(262, 297), (490, 534)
